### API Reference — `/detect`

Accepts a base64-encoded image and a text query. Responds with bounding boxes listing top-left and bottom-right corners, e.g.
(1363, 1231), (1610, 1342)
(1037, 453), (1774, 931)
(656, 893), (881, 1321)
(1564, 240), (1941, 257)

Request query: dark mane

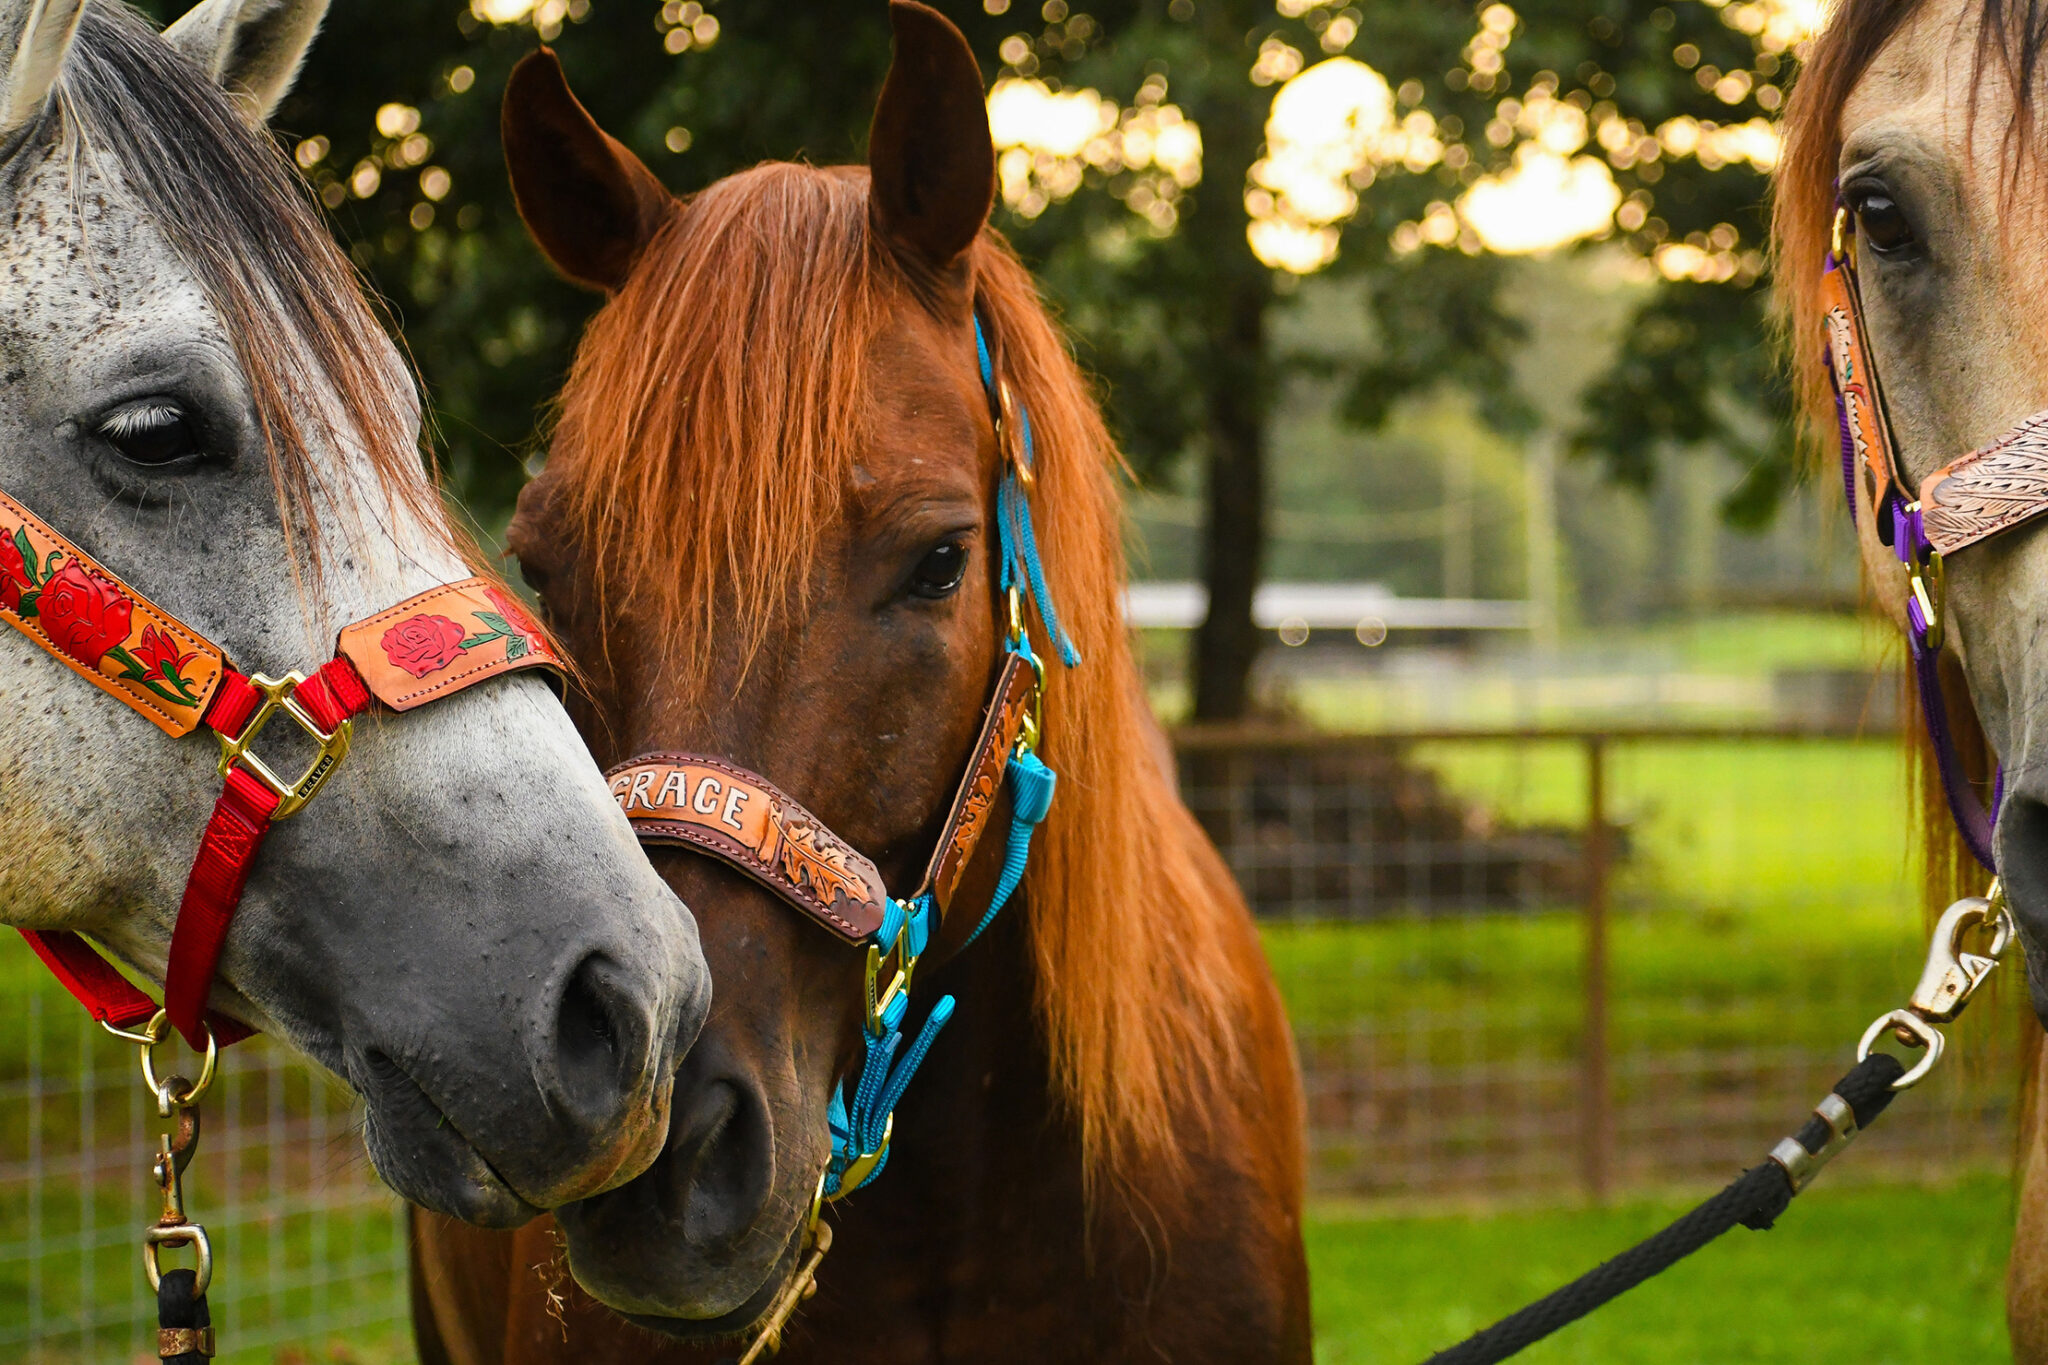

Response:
(549, 160), (1254, 1192)
(51, 2), (454, 573)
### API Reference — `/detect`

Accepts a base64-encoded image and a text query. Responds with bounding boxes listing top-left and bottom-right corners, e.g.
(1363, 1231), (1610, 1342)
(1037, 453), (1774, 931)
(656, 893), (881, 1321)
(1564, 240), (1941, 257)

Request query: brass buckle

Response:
(863, 907), (917, 1040)
(214, 671), (352, 820)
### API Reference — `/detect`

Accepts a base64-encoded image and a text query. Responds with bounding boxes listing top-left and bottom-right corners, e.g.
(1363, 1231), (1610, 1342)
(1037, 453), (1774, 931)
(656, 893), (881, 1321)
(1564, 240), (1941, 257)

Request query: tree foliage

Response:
(147, 0), (1804, 713)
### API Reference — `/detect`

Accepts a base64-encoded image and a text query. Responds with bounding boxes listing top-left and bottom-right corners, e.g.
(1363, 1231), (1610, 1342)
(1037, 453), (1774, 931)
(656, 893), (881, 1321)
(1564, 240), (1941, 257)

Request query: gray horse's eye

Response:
(98, 401), (201, 468)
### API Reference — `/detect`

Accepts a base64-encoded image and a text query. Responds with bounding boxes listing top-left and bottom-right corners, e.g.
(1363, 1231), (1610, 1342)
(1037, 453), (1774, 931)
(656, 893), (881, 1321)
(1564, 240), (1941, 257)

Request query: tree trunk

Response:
(1186, 22), (1272, 724)
(1191, 278), (1268, 720)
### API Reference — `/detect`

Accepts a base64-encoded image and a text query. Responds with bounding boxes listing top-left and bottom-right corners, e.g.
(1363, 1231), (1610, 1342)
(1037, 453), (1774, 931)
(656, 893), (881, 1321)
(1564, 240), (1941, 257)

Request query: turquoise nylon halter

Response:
(822, 315), (1077, 1198)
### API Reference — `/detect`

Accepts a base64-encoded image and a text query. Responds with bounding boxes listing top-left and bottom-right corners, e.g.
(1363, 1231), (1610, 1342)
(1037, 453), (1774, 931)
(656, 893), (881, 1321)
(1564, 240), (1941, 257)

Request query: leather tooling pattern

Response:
(1921, 410), (2048, 556)
(608, 755), (889, 942)
(917, 654), (1035, 915)
(337, 578), (564, 711)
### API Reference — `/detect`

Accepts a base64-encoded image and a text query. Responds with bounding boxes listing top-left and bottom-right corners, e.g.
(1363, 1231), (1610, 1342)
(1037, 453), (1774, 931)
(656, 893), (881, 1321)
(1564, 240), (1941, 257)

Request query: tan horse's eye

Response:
(1851, 190), (1917, 257)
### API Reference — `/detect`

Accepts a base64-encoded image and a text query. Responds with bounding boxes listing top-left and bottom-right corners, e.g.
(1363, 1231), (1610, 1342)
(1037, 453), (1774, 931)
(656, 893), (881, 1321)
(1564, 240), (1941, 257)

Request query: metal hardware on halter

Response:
(141, 1074), (212, 1297)
(213, 671), (353, 821)
(120, 1009), (219, 1114)
(1906, 537), (1945, 652)
(1855, 883), (2014, 1090)
(736, 1218), (835, 1365)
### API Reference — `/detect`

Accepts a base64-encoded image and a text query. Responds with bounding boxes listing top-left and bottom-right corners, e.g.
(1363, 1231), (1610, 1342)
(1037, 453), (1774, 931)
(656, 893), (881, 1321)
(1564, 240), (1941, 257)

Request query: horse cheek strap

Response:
(0, 481), (567, 1048)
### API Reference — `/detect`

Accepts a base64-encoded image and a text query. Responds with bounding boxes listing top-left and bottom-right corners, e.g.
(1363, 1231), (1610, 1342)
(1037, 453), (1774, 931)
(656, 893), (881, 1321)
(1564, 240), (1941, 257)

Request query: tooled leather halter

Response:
(2, 489), (564, 1051)
(1822, 203), (2048, 870)
(607, 312), (1078, 1205)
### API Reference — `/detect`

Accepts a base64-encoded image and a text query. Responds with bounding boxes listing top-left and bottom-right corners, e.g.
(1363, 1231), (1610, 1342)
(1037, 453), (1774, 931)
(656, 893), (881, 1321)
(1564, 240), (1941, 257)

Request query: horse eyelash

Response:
(97, 402), (183, 440)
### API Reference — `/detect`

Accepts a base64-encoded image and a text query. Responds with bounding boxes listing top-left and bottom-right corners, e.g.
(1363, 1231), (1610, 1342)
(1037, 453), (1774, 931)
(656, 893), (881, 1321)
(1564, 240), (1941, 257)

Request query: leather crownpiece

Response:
(916, 653), (1034, 916)
(609, 755), (889, 942)
(1920, 410), (2048, 557)
(337, 578), (564, 711)
(0, 489), (226, 737)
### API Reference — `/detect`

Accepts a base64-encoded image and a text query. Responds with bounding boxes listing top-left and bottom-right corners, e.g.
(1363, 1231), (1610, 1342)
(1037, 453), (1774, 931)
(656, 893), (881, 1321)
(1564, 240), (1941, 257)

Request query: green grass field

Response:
(1308, 1176), (2014, 1363)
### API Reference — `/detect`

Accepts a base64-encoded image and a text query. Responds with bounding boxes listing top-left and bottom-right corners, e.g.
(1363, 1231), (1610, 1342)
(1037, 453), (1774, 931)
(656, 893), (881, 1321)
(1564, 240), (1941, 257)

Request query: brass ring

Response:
(144, 1223), (213, 1295)
(137, 1010), (217, 1113)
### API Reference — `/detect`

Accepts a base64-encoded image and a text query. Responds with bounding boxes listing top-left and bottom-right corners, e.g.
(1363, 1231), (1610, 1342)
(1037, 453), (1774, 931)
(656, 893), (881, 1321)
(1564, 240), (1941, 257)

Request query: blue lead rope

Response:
(824, 317), (1078, 1199)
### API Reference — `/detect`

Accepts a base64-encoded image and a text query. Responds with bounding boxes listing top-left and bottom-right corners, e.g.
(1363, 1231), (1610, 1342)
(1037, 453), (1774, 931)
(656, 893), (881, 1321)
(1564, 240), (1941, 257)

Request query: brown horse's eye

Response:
(1852, 190), (1917, 256)
(909, 542), (968, 598)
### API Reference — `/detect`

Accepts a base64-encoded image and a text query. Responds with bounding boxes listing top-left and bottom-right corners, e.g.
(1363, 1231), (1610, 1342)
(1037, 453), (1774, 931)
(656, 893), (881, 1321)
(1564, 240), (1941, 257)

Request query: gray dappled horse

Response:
(0, 0), (709, 1227)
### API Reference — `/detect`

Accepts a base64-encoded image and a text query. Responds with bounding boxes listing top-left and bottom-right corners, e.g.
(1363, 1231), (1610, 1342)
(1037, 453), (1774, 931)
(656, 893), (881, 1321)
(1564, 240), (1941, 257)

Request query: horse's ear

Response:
(163, 0), (327, 122)
(868, 0), (995, 283)
(503, 48), (674, 294)
(0, 0), (87, 142)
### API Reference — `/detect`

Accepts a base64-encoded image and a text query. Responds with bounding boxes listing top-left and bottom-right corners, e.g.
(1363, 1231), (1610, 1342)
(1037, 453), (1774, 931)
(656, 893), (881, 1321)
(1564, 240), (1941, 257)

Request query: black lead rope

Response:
(157, 1266), (215, 1363)
(1422, 1052), (1909, 1365)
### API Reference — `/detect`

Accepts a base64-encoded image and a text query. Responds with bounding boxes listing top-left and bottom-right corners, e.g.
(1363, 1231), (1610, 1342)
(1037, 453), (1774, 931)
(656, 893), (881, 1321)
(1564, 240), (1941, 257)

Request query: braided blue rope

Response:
(961, 751), (1056, 950)
(978, 316), (1080, 668)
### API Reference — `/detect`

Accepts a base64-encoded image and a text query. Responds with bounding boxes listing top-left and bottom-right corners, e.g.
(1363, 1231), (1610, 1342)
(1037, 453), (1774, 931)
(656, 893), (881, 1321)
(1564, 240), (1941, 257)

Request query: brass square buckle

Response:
(214, 671), (352, 820)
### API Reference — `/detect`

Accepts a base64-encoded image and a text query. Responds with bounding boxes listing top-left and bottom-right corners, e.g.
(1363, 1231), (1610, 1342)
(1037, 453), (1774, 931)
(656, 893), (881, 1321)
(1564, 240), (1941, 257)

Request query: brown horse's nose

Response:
(551, 1041), (796, 1321)
(666, 1073), (776, 1245)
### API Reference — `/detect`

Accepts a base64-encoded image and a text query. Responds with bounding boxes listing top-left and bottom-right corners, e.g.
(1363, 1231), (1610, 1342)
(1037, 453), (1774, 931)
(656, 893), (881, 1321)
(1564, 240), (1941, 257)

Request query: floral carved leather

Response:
(915, 653), (1034, 916)
(608, 755), (890, 942)
(0, 489), (227, 738)
(336, 579), (564, 711)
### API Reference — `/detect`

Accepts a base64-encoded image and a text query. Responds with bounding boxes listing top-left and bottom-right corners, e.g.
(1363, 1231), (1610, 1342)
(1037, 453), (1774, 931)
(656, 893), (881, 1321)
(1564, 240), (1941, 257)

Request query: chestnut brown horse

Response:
(408, 4), (1309, 1362)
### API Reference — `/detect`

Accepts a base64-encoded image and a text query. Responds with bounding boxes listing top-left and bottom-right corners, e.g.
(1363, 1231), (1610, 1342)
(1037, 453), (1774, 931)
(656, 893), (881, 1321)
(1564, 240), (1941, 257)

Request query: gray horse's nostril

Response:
(551, 952), (654, 1121)
(1994, 794), (2048, 1018)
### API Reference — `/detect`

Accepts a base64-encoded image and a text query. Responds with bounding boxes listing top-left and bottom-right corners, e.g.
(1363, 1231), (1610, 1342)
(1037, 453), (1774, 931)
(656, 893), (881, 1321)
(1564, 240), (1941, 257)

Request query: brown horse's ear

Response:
(503, 48), (674, 292)
(868, 1), (996, 284)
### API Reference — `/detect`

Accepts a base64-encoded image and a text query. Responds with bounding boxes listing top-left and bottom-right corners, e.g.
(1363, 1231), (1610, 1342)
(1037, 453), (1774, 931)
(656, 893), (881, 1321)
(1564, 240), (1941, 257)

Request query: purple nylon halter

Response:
(1823, 243), (2000, 871)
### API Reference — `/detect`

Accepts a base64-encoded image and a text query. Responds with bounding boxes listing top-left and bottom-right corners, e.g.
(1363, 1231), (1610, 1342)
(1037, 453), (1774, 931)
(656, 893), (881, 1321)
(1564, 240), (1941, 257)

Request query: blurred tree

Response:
(149, 0), (1799, 720)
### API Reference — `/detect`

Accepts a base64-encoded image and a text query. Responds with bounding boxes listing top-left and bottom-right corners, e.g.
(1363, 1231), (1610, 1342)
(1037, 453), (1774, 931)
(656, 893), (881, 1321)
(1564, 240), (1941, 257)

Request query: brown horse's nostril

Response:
(670, 1077), (775, 1249)
(551, 953), (653, 1122)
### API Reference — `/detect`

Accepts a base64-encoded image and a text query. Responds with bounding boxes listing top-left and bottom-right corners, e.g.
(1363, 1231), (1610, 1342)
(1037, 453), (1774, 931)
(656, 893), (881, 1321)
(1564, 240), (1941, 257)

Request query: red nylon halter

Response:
(20, 657), (372, 1046)
(2, 486), (564, 1049)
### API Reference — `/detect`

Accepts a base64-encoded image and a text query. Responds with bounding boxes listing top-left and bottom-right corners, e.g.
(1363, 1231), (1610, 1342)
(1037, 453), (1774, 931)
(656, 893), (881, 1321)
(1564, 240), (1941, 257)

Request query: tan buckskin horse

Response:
(408, 5), (1310, 1362)
(1777, 0), (2048, 1355)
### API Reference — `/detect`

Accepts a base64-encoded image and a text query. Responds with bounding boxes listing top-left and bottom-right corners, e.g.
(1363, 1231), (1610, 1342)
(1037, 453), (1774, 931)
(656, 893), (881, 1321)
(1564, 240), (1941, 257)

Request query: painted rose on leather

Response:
(38, 561), (133, 667)
(381, 613), (470, 679)
(0, 526), (33, 612)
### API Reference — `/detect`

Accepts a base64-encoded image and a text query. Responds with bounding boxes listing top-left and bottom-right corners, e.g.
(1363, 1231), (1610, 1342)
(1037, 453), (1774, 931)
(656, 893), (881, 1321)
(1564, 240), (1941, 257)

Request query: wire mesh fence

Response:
(0, 724), (2018, 1358)
(1178, 726), (2021, 1203)
(0, 984), (409, 1365)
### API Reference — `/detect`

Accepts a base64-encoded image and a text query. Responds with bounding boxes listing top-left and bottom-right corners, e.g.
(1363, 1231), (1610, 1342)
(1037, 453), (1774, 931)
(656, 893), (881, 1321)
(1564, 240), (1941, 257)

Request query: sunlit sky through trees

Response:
(981, 0), (1821, 277)
(397, 0), (1824, 281)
